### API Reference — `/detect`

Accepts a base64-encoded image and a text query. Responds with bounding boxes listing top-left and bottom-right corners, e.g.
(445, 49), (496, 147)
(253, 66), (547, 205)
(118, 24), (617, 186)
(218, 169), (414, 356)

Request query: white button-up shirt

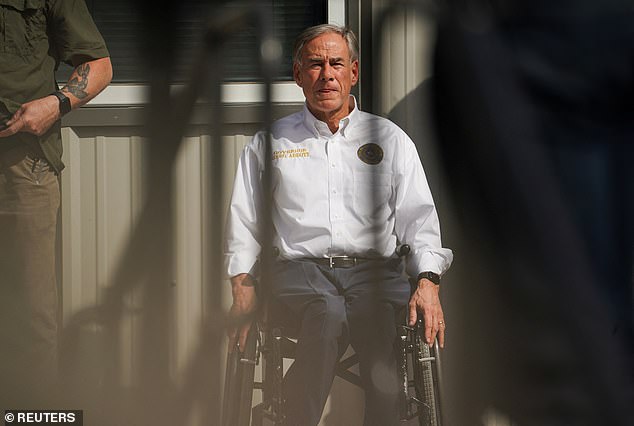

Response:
(225, 97), (453, 279)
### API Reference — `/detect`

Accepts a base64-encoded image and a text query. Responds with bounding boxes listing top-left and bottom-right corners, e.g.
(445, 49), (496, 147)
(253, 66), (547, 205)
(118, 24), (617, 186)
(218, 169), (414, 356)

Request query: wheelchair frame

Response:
(397, 319), (444, 425)
(222, 315), (443, 426)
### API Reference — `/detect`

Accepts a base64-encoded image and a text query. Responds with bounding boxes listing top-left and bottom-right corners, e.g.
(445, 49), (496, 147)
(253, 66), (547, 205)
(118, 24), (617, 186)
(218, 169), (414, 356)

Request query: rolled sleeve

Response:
(410, 247), (454, 277)
(224, 139), (264, 278)
(394, 135), (453, 279)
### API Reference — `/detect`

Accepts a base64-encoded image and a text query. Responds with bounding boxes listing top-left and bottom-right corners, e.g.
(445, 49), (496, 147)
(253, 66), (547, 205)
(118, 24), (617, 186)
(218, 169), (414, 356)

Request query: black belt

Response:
(302, 256), (371, 269)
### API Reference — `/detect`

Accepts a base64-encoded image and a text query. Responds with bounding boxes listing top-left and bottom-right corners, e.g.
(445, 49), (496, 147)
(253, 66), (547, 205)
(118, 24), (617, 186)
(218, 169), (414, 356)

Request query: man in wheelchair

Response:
(225, 24), (453, 426)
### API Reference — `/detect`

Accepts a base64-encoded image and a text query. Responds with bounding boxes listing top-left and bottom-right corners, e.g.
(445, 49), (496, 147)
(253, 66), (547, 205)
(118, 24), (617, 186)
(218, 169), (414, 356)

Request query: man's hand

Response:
(408, 278), (445, 348)
(228, 273), (258, 353)
(0, 56), (113, 139)
(0, 96), (60, 138)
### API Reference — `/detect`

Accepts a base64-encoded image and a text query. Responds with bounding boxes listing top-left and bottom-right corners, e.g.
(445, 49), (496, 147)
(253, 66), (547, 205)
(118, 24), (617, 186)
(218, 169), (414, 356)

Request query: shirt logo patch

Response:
(273, 148), (310, 160)
(357, 143), (383, 165)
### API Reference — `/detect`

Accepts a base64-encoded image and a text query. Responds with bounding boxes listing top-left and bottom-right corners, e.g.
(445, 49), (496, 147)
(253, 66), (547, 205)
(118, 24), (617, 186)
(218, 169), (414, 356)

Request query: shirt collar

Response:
(302, 96), (359, 138)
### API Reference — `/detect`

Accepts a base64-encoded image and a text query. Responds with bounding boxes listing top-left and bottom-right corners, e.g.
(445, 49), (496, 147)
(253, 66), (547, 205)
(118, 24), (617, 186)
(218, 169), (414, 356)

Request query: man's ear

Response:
(351, 60), (359, 86)
(293, 63), (302, 87)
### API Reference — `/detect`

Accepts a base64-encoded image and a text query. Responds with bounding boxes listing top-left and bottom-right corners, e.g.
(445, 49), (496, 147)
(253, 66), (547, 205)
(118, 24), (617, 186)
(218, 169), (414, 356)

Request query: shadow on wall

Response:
(388, 79), (440, 200)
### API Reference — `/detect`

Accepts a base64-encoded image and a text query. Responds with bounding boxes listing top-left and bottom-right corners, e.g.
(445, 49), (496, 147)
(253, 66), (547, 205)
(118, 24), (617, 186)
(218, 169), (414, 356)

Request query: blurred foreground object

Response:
(433, 0), (634, 424)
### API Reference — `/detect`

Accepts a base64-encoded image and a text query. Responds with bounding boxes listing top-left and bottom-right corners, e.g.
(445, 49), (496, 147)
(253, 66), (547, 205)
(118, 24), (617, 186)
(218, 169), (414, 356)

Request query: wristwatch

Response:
(417, 271), (441, 285)
(51, 91), (71, 116)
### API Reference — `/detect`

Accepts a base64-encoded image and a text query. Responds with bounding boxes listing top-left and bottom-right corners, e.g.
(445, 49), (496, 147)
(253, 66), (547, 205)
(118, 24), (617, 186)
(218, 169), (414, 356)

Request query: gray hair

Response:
(292, 24), (359, 66)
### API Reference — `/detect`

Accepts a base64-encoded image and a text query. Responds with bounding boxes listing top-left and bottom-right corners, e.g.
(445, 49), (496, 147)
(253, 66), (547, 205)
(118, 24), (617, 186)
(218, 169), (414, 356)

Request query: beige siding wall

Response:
(373, 0), (435, 116)
(61, 129), (146, 385)
(60, 128), (252, 388)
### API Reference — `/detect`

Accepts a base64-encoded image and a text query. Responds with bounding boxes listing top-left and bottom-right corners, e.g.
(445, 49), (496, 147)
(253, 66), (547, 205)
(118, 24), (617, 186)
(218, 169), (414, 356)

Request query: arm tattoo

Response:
(62, 63), (90, 99)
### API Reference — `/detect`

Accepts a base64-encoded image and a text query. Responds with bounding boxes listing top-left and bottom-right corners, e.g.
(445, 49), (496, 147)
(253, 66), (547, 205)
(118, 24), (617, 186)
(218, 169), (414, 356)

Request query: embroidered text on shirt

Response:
(273, 148), (310, 160)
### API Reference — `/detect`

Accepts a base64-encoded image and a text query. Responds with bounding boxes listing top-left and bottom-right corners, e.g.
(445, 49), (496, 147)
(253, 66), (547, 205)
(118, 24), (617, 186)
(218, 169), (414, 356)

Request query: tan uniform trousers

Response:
(0, 143), (60, 406)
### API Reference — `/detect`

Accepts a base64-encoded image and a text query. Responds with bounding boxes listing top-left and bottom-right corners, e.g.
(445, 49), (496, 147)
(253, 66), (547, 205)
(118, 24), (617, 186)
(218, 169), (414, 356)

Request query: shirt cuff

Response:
(407, 248), (454, 279)
(225, 254), (258, 279)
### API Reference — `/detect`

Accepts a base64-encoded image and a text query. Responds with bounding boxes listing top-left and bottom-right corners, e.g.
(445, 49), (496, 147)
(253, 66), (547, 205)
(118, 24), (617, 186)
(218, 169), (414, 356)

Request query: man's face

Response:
(293, 32), (359, 121)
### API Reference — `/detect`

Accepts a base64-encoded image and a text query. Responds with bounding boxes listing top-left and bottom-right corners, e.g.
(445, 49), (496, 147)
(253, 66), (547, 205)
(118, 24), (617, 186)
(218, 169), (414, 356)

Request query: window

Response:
(60, 0), (327, 83)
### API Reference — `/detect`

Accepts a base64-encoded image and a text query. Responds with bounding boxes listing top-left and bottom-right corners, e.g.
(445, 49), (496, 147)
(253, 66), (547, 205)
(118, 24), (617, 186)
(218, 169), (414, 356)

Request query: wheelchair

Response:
(222, 302), (444, 426)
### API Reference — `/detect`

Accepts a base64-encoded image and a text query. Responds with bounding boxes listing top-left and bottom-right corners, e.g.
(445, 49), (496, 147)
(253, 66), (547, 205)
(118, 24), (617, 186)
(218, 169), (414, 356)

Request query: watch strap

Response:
(417, 271), (441, 285)
(51, 91), (71, 116)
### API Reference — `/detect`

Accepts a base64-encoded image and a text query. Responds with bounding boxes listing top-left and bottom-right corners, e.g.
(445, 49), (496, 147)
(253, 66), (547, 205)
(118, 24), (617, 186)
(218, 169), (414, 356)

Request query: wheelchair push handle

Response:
(396, 244), (410, 257)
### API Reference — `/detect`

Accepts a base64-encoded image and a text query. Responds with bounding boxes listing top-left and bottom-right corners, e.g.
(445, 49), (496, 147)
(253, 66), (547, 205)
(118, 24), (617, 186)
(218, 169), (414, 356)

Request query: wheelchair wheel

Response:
(222, 325), (259, 426)
(413, 322), (442, 426)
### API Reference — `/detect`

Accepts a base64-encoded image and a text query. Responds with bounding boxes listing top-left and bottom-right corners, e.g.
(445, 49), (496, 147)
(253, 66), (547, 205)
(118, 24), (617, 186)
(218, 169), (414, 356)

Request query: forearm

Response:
(61, 57), (113, 110)
(230, 273), (258, 316)
(228, 273), (258, 351)
(0, 57), (113, 138)
(231, 273), (256, 290)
